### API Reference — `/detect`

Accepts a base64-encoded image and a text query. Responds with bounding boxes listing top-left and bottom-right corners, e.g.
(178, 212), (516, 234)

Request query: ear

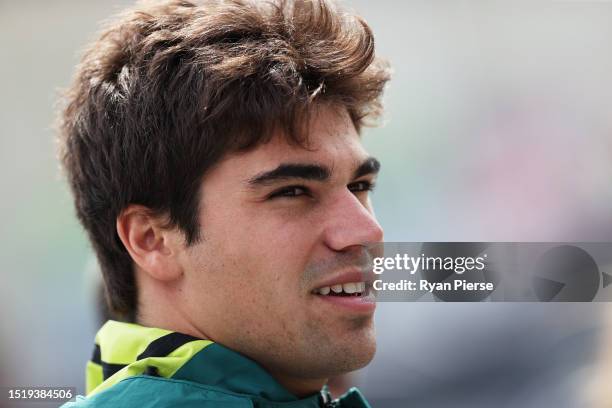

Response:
(116, 205), (184, 282)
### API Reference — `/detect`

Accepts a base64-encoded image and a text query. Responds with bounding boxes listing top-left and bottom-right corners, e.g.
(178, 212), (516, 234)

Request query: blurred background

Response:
(1, 1), (612, 407)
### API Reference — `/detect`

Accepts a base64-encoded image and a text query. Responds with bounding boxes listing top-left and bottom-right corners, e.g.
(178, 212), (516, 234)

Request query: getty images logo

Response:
(369, 243), (612, 302)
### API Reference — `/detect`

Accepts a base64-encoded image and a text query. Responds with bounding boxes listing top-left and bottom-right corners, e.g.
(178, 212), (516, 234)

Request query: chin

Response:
(330, 325), (377, 374)
(350, 330), (377, 369)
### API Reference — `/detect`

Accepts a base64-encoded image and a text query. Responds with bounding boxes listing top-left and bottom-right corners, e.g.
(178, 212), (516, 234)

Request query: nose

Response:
(323, 190), (384, 252)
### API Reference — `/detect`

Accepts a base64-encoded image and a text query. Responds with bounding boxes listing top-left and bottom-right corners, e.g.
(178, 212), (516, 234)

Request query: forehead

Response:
(227, 106), (368, 173)
(204, 107), (368, 185)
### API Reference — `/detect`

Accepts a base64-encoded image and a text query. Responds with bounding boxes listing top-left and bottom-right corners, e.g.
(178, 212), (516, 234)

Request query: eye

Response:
(348, 180), (375, 193)
(268, 185), (309, 199)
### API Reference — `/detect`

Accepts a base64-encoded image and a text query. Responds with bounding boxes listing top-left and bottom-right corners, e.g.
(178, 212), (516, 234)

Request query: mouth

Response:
(310, 279), (376, 314)
(311, 281), (369, 297)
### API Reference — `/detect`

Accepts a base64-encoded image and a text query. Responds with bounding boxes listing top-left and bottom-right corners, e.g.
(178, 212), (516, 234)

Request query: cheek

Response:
(226, 226), (317, 330)
(187, 216), (314, 312)
(189, 197), (325, 333)
(230, 213), (320, 280)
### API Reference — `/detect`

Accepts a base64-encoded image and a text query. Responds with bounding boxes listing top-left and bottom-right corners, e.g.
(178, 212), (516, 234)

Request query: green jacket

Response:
(61, 320), (372, 408)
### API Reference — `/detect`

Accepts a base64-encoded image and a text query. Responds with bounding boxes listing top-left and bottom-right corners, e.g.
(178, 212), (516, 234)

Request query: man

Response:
(58, 0), (390, 406)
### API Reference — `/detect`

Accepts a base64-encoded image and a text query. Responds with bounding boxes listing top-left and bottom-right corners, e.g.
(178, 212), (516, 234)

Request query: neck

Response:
(135, 272), (209, 339)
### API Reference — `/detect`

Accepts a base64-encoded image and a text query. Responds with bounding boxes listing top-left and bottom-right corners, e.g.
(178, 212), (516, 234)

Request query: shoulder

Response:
(60, 375), (254, 408)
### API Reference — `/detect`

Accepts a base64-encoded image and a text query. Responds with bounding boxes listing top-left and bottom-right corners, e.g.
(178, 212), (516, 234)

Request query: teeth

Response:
(343, 282), (357, 294)
(316, 282), (367, 295)
(331, 284), (343, 294)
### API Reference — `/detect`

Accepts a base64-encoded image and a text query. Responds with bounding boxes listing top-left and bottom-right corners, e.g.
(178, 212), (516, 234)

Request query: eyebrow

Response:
(246, 156), (381, 187)
(353, 157), (381, 179)
(247, 163), (330, 186)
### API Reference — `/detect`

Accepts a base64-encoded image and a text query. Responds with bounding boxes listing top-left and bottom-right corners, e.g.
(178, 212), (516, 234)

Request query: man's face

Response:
(180, 105), (383, 383)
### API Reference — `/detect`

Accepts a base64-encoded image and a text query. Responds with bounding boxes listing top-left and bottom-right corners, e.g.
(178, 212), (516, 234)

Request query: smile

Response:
(312, 282), (367, 297)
